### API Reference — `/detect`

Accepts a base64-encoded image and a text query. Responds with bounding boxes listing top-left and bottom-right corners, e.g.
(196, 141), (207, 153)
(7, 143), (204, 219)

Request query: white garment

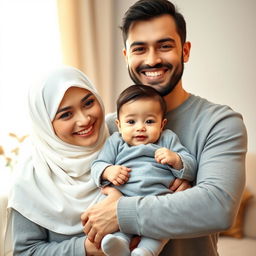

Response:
(8, 66), (108, 235)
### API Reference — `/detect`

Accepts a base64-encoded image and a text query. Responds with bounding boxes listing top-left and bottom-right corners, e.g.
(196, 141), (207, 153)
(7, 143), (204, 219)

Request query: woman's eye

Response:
(59, 112), (72, 120)
(83, 99), (95, 107)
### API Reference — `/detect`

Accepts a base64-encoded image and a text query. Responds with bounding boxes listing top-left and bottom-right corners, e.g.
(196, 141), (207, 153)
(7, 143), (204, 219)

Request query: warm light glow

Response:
(0, 0), (62, 143)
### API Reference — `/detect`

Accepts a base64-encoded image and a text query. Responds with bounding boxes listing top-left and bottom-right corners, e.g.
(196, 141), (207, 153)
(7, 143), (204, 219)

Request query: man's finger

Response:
(87, 227), (97, 243)
(94, 232), (105, 249)
(81, 213), (88, 226)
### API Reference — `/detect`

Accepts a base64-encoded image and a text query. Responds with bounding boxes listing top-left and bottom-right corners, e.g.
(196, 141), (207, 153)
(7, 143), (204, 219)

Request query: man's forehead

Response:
(126, 15), (178, 46)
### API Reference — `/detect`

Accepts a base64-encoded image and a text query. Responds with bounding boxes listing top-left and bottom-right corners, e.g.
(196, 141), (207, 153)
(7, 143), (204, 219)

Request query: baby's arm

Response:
(102, 165), (131, 186)
(155, 147), (183, 170)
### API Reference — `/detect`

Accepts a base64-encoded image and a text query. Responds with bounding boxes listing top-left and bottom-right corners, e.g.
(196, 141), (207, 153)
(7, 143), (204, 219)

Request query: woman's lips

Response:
(74, 125), (93, 136)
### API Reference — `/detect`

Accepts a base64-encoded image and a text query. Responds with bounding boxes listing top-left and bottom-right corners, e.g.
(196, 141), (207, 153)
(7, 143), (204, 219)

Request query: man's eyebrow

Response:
(56, 93), (93, 115)
(130, 38), (175, 48)
(157, 38), (176, 44)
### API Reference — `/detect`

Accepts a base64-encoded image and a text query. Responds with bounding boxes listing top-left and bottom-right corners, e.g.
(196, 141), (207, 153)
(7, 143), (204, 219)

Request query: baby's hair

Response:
(116, 84), (167, 119)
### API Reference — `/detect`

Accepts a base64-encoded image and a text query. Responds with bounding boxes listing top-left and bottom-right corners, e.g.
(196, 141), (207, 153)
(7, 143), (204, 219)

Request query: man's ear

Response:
(161, 118), (167, 131)
(183, 41), (191, 63)
(115, 119), (122, 132)
(123, 48), (128, 65)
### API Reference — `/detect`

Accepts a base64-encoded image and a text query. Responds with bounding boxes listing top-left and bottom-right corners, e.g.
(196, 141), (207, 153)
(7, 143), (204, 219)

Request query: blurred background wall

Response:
(0, 0), (255, 154)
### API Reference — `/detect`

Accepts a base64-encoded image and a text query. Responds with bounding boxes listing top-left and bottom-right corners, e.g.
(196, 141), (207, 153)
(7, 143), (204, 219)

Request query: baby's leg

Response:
(131, 236), (168, 256)
(101, 231), (131, 256)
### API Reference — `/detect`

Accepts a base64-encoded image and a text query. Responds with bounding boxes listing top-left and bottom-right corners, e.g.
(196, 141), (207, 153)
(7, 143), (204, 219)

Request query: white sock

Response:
(131, 247), (154, 256)
(101, 234), (130, 256)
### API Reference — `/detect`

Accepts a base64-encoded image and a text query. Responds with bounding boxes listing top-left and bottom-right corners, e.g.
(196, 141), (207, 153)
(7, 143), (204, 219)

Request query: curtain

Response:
(57, 0), (114, 113)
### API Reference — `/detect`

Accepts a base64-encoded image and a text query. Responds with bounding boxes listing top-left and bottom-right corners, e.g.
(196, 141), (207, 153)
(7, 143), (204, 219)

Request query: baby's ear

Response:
(161, 118), (167, 130)
(115, 119), (122, 132)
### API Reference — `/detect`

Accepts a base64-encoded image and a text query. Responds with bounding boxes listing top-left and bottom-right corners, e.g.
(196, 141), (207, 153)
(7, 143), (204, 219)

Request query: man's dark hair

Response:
(120, 0), (186, 46)
(117, 84), (167, 119)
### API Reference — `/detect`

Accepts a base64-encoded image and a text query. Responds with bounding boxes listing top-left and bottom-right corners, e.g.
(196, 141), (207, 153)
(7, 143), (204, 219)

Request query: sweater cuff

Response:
(75, 236), (86, 256)
(117, 196), (140, 235)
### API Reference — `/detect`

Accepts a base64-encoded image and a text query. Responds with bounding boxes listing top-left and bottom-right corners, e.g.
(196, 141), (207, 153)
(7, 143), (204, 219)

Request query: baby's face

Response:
(116, 98), (166, 146)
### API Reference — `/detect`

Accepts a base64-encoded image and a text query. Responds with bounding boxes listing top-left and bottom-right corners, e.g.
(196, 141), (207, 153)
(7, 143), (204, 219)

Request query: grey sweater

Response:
(11, 94), (247, 256)
(11, 210), (85, 256)
(106, 94), (247, 256)
(91, 129), (197, 196)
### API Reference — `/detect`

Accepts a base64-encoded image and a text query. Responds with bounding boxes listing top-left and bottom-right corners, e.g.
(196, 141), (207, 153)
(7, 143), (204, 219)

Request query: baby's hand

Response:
(103, 165), (131, 186)
(155, 147), (182, 170)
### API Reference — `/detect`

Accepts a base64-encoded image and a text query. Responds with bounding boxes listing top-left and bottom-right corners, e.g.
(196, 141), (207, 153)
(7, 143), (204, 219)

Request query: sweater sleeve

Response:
(162, 129), (197, 181)
(11, 209), (85, 256)
(117, 114), (247, 239)
(91, 133), (119, 187)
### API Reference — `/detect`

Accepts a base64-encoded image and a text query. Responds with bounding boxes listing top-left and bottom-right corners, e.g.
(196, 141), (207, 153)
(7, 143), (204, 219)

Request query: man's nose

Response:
(145, 49), (162, 67)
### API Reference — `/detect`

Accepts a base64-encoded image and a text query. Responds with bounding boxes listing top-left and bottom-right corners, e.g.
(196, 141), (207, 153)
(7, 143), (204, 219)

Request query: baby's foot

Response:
(131, 247), (154, 256)
(101, 234), (130, 256)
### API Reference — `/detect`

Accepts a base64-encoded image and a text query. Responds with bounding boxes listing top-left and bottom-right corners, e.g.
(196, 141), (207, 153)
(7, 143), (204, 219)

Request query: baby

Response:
(91, 84), (197, 256)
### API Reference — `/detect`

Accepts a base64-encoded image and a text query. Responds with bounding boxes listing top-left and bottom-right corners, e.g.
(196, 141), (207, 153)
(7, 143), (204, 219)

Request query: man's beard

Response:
(128, 57), (184, 97)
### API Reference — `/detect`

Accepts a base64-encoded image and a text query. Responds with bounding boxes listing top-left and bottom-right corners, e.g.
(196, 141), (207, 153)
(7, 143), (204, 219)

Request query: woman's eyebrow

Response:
(81, 93), (93, 103)
(56, 93), (93, 115)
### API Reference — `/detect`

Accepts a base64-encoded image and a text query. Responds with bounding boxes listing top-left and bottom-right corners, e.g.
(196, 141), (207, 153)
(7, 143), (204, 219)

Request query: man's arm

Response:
(83, 112), (246, 245)
(117, 113), (247, 239)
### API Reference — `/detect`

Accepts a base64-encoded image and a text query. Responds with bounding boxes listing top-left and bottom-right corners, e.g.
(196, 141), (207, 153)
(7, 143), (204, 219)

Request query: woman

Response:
(8, 66), (112, 255)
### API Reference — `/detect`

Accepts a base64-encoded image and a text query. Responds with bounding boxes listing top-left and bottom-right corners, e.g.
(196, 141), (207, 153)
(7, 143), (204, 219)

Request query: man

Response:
(82, 1), (247, 255)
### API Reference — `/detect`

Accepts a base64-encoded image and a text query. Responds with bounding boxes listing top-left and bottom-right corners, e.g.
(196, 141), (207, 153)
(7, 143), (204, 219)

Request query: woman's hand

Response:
(84, 238), (104, 256)
(81, 187), (122, 249)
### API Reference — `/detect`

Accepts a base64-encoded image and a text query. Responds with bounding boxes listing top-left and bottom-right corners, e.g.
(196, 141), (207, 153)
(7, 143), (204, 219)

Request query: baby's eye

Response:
(146, 119), (155, 124)
(127, 120), (135, 124)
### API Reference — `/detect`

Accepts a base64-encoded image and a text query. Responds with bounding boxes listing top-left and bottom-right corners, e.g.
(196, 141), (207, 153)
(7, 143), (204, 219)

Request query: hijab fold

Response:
(8, 66), (108, 234)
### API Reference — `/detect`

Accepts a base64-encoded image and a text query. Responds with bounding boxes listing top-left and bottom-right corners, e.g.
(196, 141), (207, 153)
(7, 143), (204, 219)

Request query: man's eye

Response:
(159, 44), (173, 50)
(132, 47), (145, 53)
(127, 120), (135, 124)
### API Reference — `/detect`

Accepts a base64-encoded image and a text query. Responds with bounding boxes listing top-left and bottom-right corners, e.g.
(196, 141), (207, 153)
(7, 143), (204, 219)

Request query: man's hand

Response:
(170, 178), (191, 192)
(102, 165), (131, 186)
(81, 187), (122, 249)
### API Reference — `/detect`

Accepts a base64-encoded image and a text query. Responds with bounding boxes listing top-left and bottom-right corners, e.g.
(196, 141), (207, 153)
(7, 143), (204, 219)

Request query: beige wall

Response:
(113, 0), (256, 154)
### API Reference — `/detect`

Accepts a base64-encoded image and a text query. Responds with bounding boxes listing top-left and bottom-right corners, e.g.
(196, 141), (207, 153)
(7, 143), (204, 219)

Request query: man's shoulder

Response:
(180, 94), (243, 122)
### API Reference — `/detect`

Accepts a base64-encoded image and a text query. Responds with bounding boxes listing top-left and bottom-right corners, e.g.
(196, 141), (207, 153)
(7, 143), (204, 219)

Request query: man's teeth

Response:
(145, 71), (162, 77)
(77, 126), (92, 135)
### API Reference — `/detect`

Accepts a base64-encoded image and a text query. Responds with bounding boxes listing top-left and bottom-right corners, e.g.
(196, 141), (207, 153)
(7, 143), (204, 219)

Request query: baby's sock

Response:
(131, 247), (154, 256)
(101, 234), (130, 256)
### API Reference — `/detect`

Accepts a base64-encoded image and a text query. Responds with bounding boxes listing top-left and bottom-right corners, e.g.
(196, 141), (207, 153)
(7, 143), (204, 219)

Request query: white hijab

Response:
(8, 66), (108, 235)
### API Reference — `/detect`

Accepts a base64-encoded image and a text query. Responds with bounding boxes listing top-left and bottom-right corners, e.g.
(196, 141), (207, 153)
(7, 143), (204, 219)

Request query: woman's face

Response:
(52, 86), (103, 147)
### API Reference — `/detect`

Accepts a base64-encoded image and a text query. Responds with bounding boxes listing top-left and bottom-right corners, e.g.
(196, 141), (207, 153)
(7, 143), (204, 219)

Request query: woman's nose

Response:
(76, 113), (90, 126)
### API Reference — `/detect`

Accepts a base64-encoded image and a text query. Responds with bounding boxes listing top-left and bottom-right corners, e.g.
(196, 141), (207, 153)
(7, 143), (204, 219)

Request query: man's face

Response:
(123, 14), (190, 96)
